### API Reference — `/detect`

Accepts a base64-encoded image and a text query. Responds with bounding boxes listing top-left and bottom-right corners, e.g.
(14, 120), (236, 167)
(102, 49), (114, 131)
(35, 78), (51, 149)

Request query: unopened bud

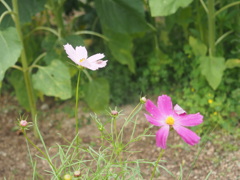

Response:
(140, 97), (147, 104)
(111, 110), (118, 116)
(20, 120), (28, 127)
(74, 170), (81, 177)
(63, 174), (72, 180)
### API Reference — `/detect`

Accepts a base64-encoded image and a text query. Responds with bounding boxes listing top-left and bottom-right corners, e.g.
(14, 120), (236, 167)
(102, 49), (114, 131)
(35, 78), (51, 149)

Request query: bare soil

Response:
(0, 93), (239, 180)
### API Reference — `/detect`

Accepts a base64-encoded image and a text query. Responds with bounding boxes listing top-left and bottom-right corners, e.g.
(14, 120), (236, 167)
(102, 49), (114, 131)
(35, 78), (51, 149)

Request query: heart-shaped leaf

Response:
(149, 0), (193, 16)
(199, 56), (225, 90)
(32, 60), (72, 99)
(0, 27), (22, 81)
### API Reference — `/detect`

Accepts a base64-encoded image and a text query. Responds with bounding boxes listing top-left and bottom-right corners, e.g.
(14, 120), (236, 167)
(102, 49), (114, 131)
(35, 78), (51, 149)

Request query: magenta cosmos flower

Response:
(63, 43), (108, 70)
(145, 95), (203, 149)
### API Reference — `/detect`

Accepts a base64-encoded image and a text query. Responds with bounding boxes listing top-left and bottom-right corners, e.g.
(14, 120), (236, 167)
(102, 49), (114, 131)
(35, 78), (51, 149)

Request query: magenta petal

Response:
(156, 126), (170, 149)
(174, 104), (186, 115)
(157, 95), (173, 115)
(173, 125), (201, 146)
(144, 114), (164, 126)
(145, 99), (162, 119)
(177, 113), (203, 126)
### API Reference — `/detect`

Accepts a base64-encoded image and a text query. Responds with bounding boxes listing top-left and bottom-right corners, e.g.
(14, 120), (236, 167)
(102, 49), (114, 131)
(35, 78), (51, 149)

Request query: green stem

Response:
(23, 130), (58, 175)
(75, 69), (82, 145)
(150, 149), (165, 180)
(12, 0), (37, 134)
(207, 0), (216, 56)
(215, 1), (240, 17)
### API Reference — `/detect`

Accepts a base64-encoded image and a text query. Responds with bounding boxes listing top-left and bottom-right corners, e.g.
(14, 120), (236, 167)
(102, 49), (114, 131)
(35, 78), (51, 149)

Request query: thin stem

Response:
(215, 1), (240, 17)
(0, 11), (13, 24)
(207, 0), (216, 56)
(199, 0), (209, 14)
(75, 69), (82, 146)
(11, 65), (23, 71)
(150, 149), (165, 180)
(29, 52), (47, 72)
(0, 0), (12, 12)
(12, 0), (37, 134)
(215, 30), (233, 46)
(83, 69), (93, 82)
(74, 30), (109, 41)
(23, 130), (58, 175)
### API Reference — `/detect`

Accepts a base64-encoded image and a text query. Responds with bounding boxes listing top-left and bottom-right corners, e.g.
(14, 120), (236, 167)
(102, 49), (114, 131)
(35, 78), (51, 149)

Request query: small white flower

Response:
(63, 43), (108, 70)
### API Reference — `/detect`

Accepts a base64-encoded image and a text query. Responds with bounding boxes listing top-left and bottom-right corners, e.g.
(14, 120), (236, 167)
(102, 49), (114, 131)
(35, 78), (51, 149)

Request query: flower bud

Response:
(111, 110), (118, 116)
(63, 174), (72, 180)
(20, 120), (28, 127)
(74, 170), (81, 177)
(140, 97), (147, 104)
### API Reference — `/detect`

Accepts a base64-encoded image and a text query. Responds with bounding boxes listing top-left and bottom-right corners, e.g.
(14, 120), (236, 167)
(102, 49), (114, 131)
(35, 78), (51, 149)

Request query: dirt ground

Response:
(0, 93), (239, 180)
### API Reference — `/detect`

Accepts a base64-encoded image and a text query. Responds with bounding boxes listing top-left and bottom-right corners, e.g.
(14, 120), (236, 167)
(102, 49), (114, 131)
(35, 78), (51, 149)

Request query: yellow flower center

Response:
(79, 58), (86, 62)
(165, 116), (175, 125)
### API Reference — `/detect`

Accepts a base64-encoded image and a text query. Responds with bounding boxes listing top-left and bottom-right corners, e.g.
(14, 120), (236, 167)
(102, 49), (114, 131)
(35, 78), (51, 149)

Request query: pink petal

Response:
(174, 104), (186, 115)
(76, 46), (88, 60)
(94, 60), (108, 68)
(80, 60), (108, 70)
(87, 53), (105, 62)
(173, 125), (201, 146)
(144, 114), (164, 126)
(63, 43), (79, 63)
(145, 99), (162, 119)
(157, 95), (173, 116)
(156, 125), (170, 149)
(177, 113), (203, 126)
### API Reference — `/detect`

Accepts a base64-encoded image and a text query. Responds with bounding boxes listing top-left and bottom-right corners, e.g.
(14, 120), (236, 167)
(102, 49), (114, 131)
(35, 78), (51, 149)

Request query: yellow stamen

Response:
(165, 116), (175, 125)
(79, 58), (86, 62)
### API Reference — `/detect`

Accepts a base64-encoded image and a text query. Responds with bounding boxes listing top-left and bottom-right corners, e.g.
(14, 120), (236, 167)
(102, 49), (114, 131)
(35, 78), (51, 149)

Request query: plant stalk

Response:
(12, 0), (37, 135)
(75, 69), (82, 146)
(207, 0), (216, 56)
(150, 149), (165, 180)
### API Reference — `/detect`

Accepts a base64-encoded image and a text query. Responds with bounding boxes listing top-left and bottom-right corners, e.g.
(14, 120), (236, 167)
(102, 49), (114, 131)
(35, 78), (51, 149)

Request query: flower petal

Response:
(144, 114), (164, 126)
(63, 43), (79, 63)
(173, 125), (201, 146)
(76, 46), (88, 60)
(157, 95), (173, 116)
(156, 126), (170, 149)
(80, 60), (108, 70)
(145, 99), (162, 119)
(177, 113), (203, 126)
(174, 104), (186, 115)
(87, 53), (105, 62)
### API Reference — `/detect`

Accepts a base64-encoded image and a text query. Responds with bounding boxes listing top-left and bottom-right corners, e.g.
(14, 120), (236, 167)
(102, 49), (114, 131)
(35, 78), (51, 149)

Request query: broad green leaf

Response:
(94, 0), (149, 34)
(199, 56), (225, 90)
(0, 0), (46, 28)
(149, 0), (193, 16)
(105, 28), (135, 73)
(0, 27), (22, 81)
(8, 70), (31, 110)
(225, 59), (240, 69)
(83, 78), (109, 113)
(189, 36), (207, 57)
(32, 60), (72, 100)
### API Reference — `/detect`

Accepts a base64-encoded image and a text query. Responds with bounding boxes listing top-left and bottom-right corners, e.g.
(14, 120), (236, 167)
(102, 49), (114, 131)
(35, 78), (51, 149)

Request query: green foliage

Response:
(199, 56), (225, 90)
(32, 60), (72, 100)
(0, 27), (22, 81)
(149, 0), (193, 16)
(83, 78), (110, 113)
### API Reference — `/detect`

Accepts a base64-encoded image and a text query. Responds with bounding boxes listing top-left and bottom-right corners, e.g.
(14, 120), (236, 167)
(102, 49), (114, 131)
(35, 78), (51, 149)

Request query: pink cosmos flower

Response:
(63, 43), (108, 70)
(145, 95), (203, 149)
